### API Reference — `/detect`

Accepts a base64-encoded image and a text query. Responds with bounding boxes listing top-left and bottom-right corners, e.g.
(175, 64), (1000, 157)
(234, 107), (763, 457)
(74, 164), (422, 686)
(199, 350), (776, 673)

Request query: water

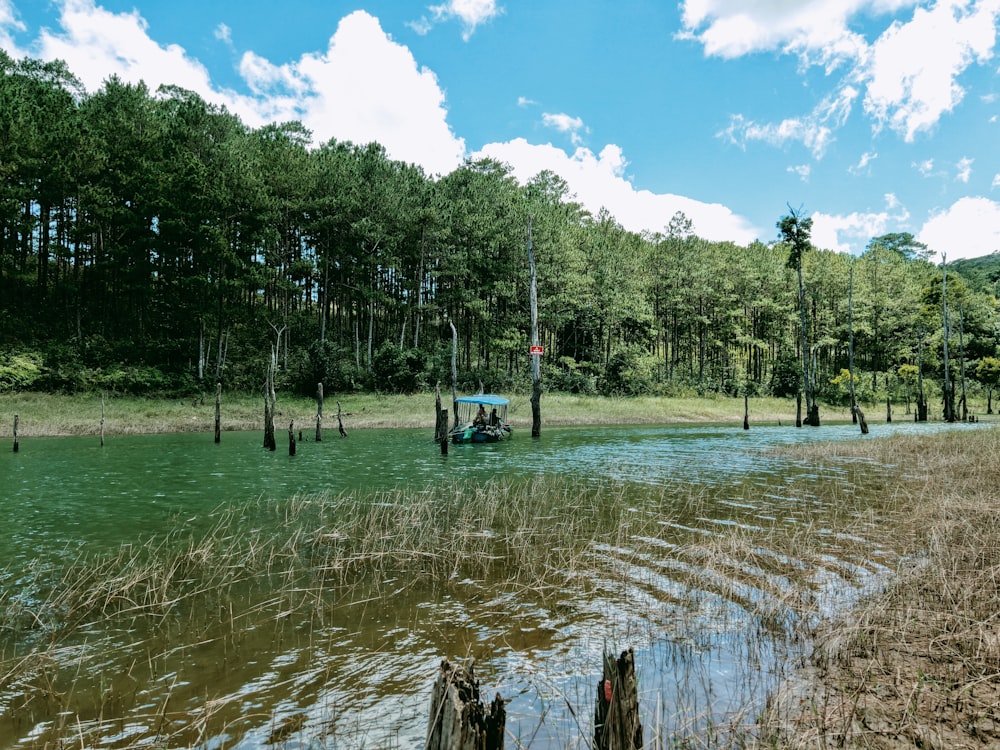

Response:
(0, 420), (980, 748)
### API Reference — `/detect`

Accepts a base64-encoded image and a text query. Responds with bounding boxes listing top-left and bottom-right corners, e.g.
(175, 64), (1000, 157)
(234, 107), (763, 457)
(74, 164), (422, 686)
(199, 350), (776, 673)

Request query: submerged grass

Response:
(757, 427), (1000, 749)
(1, 426), (997, 748)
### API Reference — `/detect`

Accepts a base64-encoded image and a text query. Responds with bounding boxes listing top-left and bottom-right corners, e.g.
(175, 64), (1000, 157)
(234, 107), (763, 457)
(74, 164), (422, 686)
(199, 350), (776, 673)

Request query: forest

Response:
(3, 52), (1000, 416)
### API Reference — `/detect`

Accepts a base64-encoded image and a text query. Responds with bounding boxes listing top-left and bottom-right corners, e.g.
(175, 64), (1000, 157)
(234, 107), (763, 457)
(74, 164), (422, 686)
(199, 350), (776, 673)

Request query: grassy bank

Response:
(2, 390), (870, 437)
(758, 426), (1000, 748)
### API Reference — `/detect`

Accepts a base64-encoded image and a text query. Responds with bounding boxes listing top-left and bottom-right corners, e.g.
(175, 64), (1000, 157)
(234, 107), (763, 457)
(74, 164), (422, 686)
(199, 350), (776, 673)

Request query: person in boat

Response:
(473, 404), (487, 427)
(489, 407), (499, 427)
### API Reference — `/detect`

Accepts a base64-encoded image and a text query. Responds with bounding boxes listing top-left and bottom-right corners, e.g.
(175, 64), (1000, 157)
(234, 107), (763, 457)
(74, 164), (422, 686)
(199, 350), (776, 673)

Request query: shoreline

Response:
(0, 391), (908, 438)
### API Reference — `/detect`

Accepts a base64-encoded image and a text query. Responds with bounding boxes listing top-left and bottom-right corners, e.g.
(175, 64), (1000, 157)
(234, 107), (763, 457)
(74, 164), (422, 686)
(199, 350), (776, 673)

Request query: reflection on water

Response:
(0, 420), (982, 747)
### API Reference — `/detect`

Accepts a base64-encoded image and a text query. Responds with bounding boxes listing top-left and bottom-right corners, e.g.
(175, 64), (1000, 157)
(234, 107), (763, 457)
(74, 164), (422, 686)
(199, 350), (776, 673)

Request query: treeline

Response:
(2, 52), (999, 410)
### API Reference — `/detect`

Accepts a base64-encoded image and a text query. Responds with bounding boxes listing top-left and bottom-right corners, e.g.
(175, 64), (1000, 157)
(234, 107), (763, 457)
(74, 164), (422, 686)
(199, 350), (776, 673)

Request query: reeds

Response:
(3, 427), (997, 748)
(757, 426), (1000, 748)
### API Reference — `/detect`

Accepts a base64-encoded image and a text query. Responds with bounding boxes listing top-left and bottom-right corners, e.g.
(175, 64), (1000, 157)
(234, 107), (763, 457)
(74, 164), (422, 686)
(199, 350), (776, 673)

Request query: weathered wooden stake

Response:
(594, 648), (642, 750)
(886, 396), (892, 423)
(337, 401), (347, 438)
(214, 382), (222, 443)
(425, 659), (504, 750)
(315, 382), (323, 442)
(795, 392), (802, 428)
(288, 420), (296, 456)
(12, 414), (18, 453)
(434, 385), (449, 455)
(100, 392), (106, 447)
(743, 393), (749, 430)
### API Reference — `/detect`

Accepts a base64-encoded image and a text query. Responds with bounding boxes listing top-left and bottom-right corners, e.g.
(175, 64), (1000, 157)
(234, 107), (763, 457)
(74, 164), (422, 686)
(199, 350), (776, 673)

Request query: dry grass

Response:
(0, 391), (863, 437)
(758, 428), (1000, 749)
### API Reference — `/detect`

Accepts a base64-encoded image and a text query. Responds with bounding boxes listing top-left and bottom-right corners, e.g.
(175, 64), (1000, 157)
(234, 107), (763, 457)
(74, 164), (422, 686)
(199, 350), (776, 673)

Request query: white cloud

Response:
(0, 0), (26, 55)
(789, 164), (811, 181)
(720, 85), (857, 158)
(474, 138), (761, 244)
(955, 156), (973, 183)
(915, 158), (935, 176)
(811, 195), (911, 253)
(993, 173), (1000, 188)
(33, 0), (220, 96)
(423, 0), (501, 40)
(849, 150), (878, 174)
(678, 0), (885, 65)
(918, 196), (1000, 260)
(517, 95), (536, 107)
(686, 1), (1000, 153)
(214, 23), (231, 45)
(23, 3), (466, 177)
(542, 112), (586, 145)
(863, 1), (1000, 141)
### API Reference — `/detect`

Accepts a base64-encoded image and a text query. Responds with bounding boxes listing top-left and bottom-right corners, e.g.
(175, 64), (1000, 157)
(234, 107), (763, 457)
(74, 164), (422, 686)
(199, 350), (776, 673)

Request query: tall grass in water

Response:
(3, 426), (991, 749)
(758, 427), (1000, 749)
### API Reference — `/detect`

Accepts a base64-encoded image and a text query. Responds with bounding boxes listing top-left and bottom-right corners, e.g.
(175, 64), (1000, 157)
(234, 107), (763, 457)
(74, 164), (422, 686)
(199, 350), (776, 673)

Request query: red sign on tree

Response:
(530, 345), (544, 355)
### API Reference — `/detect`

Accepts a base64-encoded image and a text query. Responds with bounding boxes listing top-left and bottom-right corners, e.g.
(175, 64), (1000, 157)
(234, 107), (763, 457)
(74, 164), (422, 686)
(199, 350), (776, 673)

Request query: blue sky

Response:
(2, 0), (999, 259)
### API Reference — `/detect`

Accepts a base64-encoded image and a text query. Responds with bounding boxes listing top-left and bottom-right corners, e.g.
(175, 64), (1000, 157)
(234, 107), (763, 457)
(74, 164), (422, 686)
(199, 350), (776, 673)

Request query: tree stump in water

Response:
(426, 659), (504, 750)
(594, 648), (642, 750)
(288, 420), (296, 456)
(214, 382), (222, 443)
(12, 414), (18, 453)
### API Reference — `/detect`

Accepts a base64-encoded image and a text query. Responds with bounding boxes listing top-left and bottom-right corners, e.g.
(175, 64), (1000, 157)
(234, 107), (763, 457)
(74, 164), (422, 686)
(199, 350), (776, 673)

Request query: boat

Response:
(449, 394), (513, 444)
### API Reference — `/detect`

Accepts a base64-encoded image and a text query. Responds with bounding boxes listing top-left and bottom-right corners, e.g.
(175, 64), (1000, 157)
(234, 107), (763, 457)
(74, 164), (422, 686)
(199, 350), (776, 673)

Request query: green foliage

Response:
(0, 351), (43, 391)
(769, 354), (801, 398)
(371, 342), (426, 394)
(601, 346), (655, 396)
(545, 356), (598, 395)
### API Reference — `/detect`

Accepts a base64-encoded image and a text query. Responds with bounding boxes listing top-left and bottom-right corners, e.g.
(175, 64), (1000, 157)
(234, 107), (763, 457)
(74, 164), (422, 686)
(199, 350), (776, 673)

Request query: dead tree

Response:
(315, 382), (323, 442)
(12, 415), (18, 453)
(848, 263), (868, 434)
(527, 217), (542, 438)
(288, 420), (296, 456)
(425, 659), (504, 750)
(594, 648), (642, 750)
(336, 400), (347, 438)
(435, 384), (449, 455)
(214, 382), (222, 443)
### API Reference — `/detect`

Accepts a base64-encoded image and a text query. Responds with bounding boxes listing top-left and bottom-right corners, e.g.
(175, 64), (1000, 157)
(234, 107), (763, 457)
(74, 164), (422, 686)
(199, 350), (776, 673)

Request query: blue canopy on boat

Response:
(455, 394), (509, 406)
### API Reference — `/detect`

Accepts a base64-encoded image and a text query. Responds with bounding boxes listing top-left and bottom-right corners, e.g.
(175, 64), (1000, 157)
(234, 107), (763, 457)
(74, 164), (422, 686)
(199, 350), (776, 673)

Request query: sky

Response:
(2, 0), (999, 260)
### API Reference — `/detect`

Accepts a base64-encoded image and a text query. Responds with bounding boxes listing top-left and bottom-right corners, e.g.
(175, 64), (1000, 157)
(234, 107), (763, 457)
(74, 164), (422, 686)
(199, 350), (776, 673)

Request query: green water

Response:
(0, 421), (979, 748)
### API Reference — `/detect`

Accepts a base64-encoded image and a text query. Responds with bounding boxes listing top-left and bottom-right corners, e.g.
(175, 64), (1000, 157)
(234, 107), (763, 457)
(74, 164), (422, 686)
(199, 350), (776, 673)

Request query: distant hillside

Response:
(951, 253), (1000, 293)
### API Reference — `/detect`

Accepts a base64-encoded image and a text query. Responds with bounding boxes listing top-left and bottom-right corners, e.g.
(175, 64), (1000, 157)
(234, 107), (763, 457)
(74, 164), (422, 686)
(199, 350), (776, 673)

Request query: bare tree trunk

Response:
(315, 382), (323, 442)
(100, 392), (106, 447)
(848, 264), (868, 434)
(425, 660), (504, 750)
(594, 649), (642, 750)
(214, 382), (222, 443)
(942, 257), (955, 422)
(288, 420), (296, 456)
(527, 217), (541, 438)
(12, 414), (18, 453)
(449, 320), (459, 429)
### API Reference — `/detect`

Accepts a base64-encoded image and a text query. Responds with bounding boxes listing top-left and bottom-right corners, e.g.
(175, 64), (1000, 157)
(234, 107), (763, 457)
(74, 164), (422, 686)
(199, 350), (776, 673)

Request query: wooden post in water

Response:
(434, 385), (449, 455)
(743, 393), (750, 430)
(288, 420), (296, 456)
(336, 401), (347, 438)
(795, 392), (802, 428)
(886, 396), (892, 423)
(100, 392), (106, 447)
(214, 382), (222, 443)
(594, 648), (642, 750)
(425, 659), (504, 750)
(315, 382), (323, 442)
(12, 415), (18, 453)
